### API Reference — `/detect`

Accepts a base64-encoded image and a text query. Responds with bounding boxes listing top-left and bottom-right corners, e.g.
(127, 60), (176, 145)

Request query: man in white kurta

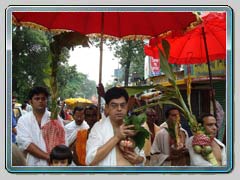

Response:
(86, 116), (145, 166)
(16, 86), (65, 166)
(65, 116), (89, 145)
(17, 110), (63, 166)
(86, 87), (145, 166)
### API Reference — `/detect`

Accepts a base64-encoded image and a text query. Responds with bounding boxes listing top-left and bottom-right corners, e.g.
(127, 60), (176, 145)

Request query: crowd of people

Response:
(11, 85), (226, 167)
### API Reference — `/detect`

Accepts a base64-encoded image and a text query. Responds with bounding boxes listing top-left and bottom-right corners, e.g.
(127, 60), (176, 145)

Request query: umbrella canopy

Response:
(13, 12), (197, 39)
(144, 12), (226, 64)
(12, 11), (197, 117)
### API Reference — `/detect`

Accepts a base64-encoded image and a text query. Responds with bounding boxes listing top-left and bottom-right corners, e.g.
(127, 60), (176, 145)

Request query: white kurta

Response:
(86, 117), (145, 166)
(64, 120), (89, 145)
(16, 110), (65, 166)
(150, 122), (189, 166)
(187, 136), (227, 166)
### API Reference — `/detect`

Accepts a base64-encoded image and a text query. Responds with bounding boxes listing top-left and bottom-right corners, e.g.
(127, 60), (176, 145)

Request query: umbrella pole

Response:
(202, 27), (217, 118)
(97, 12), (104, 120)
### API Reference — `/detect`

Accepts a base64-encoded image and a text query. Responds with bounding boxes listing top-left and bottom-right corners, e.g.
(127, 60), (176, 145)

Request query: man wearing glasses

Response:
(16, 86), (65, 166)
(86, 87), (145, 166)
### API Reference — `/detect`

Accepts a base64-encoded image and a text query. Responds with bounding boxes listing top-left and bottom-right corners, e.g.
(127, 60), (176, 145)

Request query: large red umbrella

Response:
(13, 11), (197, 83)
(13, 11), (197, 118)
(145, 12), (226, 62)
(144, 12), (226, 117)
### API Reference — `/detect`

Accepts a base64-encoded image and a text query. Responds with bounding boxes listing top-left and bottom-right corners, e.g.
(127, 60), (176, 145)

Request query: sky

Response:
(68, 44), (120, 86)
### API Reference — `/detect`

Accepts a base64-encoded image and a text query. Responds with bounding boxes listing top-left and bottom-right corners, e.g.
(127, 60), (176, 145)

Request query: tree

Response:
(12, 26), (50, 102)
(113, 40), (145, 86)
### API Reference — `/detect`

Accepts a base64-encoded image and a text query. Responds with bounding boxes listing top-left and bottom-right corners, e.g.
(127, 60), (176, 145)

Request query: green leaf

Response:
(123, 113), (149, 150)
(132, 127), (150, 150)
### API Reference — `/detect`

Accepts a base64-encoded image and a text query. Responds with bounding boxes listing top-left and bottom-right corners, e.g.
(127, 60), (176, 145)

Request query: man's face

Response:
(106, 97), (128, 124)
(167, 109), (180, 124)
(146, 110), (157, 124)
(85, 109), (97, 128)
(203, 116), (217, 138)
(73, 110), (84, 126)
(30, 93), (47, 112)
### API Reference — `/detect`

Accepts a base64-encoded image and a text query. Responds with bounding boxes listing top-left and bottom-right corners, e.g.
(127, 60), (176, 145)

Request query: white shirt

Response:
(86, 117), (145, 166)
(187, 136), (227, 166)
(64, 120), (89, 145)
(16, 110), (65, 166)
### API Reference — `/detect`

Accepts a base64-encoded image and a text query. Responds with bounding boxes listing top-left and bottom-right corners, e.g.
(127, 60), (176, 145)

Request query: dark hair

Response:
(198, 113), (215, 125)
(28, 86), (50, 100)
(104, 87), (129, 105)
(84, 104), (97, 114)
(21, 103), (27, 110)
(73, 106), (84, 115)
(49, 145), (73, 165)
(165, 107), (180, 119)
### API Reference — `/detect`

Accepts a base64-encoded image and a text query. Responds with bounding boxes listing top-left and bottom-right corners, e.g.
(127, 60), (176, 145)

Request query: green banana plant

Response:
(45, 32), (90, 119)
(157, 39), (199, 133)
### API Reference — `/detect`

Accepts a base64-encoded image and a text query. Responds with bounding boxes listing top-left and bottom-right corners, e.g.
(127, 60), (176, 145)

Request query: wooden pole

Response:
(202, 26), (217, 118)
(97, 12), (104, 120)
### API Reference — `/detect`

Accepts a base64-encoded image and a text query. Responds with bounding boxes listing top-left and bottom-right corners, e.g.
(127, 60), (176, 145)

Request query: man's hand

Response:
(122, 150), (144, 165)
(168, 146), (189, 160)
(115, 124), (136, 140)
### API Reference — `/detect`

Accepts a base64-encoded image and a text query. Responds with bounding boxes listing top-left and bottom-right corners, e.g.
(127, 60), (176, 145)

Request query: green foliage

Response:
(12, 26), (50, 102)
(124, 113), (150, 150)
(12, 26), (96, 106)
(155, 39), (199, 133)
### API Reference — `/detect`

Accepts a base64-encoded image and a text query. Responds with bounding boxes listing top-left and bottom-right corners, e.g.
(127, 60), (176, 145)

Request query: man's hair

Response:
(73, 106), (84, 115)
(165, 107), (180, 119)
(84, 104), (97, 114)
(28, 86), (50, 100)
(104, 87), (129, 105)
(49, 145), (73, 165)
(198, 113), (215, 125)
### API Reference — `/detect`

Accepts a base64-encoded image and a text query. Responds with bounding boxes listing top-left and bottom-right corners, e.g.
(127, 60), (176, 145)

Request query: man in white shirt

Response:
(64, 106), (89, 165)
(17, 86), (65, 166)
(187, 113), (226, 166)
(86, 87), (145, 166)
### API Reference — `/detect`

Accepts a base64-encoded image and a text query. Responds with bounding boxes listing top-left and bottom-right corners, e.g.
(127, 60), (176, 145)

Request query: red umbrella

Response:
(13, 11), (197, 83)
(144, 12), (226, 117)
(145, 12), (226, 63)
(13, 11), (197, 117)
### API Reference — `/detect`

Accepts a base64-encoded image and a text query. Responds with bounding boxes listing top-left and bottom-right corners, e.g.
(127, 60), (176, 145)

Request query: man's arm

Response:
(26, 143), (49, 162)
(89, 124), (136, 165)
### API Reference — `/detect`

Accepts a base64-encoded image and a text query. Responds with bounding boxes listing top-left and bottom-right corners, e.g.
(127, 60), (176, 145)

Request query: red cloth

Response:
(42, 119), (66, 154)
(192, 133), (211, 146)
